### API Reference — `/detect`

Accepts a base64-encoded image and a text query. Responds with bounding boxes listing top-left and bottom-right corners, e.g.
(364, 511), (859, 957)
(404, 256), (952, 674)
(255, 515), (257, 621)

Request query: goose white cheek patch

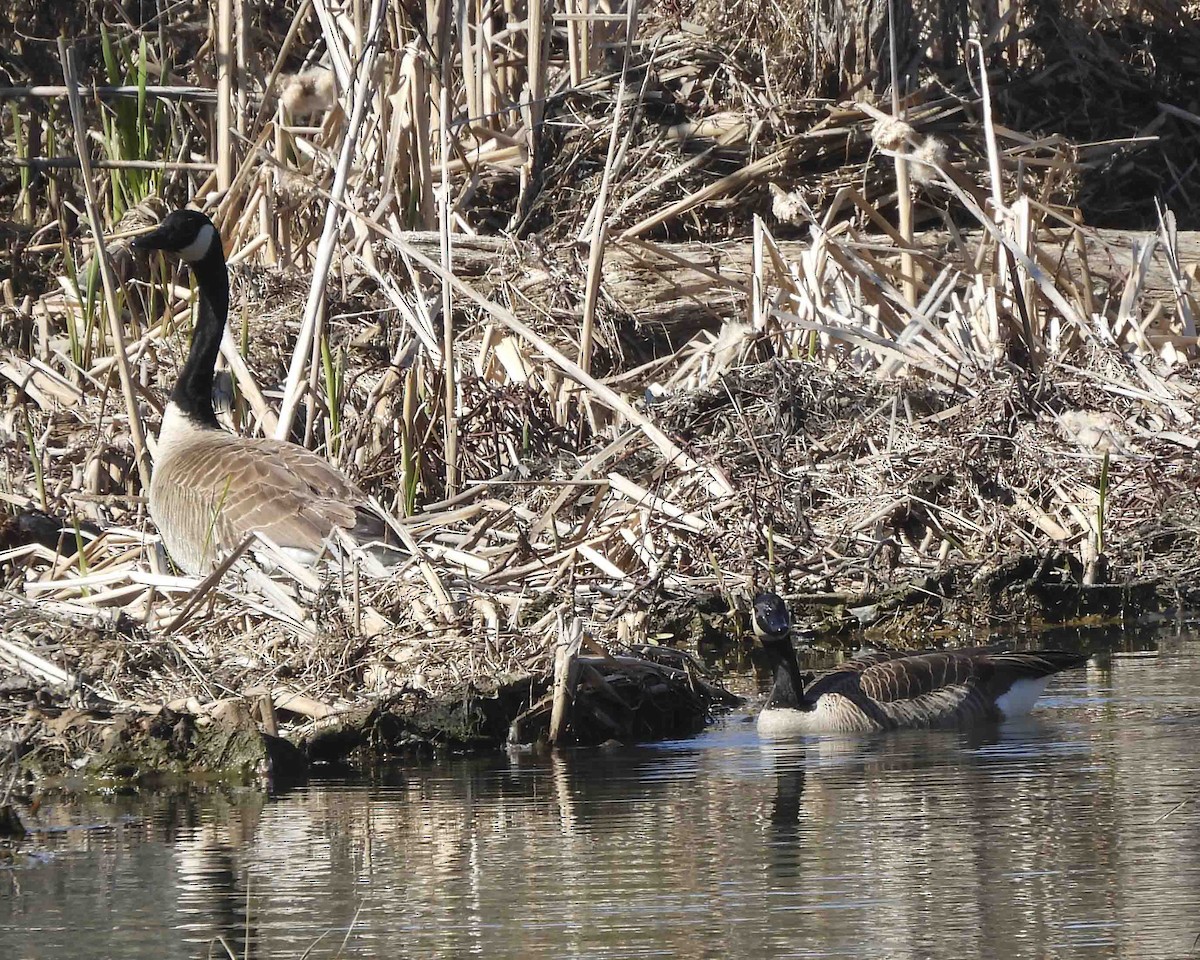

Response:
(178, 223), (217, 263)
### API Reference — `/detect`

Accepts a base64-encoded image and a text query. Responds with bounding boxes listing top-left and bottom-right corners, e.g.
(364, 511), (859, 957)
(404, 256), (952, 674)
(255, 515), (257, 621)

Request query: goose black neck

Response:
(763, 639), (806, 709)
(172, 244), (228, 427)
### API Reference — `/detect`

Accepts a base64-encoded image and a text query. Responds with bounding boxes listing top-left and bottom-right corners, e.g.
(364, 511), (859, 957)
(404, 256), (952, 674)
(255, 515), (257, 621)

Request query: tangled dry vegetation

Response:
(2, 0), (1200, 772)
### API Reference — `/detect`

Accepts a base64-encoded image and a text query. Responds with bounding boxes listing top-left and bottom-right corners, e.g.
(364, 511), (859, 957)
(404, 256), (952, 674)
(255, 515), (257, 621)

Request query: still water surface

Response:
(4, 635), (1200, 959)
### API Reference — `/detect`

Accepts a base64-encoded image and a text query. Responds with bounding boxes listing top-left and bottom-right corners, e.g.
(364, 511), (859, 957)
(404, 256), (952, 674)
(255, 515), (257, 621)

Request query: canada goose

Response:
(751, 592), (1089, 736)
(131, 208), (394, 576)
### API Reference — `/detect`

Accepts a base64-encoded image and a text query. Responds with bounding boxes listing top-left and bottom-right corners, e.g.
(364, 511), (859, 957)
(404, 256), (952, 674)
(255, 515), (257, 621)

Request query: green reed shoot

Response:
(320, 336), (346, 457)
(22, 411), (47, 512)
(9, 104), (31, 221)
(201, 477), (235, 571)
(400, 369), (420, 516)
(81, 255), (102, 367)
(73, 518), (90, 581)
(98, 25), (160, 221)
(137, 35), (150, 159)
(77, 251), (122, 368)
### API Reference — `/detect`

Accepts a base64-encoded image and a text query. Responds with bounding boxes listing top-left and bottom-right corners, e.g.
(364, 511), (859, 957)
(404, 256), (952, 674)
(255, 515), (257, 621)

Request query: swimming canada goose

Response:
(751, 592), (1089, 736)
(131, 208), (394, 576)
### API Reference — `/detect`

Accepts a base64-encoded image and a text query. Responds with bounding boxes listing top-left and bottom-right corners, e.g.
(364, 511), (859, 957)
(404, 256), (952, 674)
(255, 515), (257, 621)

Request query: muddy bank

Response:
(1, 617), (741, 790)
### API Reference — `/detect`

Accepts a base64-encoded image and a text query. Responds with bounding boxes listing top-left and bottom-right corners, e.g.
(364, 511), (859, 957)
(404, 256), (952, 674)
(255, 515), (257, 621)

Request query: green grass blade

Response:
(23, 411), (47, 512)
(100, 24), (120, 86)
(73, 518), (89, 580)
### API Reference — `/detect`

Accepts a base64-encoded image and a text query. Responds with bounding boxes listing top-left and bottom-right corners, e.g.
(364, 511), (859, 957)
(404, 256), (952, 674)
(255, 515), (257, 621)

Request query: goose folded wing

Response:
(179, 441), (374, 556)
(801, 650), (935, 700)
(853, 651), (989, 703)
(257, 440), (390, 544)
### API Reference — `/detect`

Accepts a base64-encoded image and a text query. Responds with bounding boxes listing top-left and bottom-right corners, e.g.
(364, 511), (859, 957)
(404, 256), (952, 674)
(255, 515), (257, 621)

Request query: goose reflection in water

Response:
(762, 740), (807, 880)
(168, 795), (266, 958)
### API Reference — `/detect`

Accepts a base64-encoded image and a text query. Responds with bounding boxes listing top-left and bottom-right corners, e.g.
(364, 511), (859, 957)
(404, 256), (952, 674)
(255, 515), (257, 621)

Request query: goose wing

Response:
(855, 650), (991, 703)
(854, 648), (1088, 702)
(151, 434), (385, 572)
(805, 648), (1087, 727)
(802, 650), (998, 728)
(810, 646), (1058, 703)
(972, 650), (1090, 699)
(802, 650), (933, 700)
(241, 438), (388, 543)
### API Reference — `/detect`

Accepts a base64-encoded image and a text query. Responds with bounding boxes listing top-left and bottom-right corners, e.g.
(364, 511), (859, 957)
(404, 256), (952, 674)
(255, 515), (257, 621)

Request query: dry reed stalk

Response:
(752, 215), (766, 331)
(549, 614), (583, 744)
(0, 636), (76, 688)
(521, 0), (548, 207)
(216, 0), (235, 191)
(619, 140), (798, 240)
(58, 40), (152, 494)
(235, 0), (249, 137)
(313, 0), (353, 89)
(256, 687), (336, 720)
(938, 171), (1091, 342)
(1157, 208), (1197, 336)
(607, 125), (748, 228)
(422, 0), (459, 496)
(440, 113), (458, 498)
(1, 158), (216, 172)
(579, 0), (638, 377)
(566, 0), (586, 87)
(887, 0), (916, 308)
(0, 84), (219, 102)
(219, 328), (278, 435)
(302, 298), (327, 448)
(0, 360), (82, 407)
(606, 472), (707, 533)
(275, 0), (386, 441)
(212, 122), (275, 230)
(459, 0), (479, 129)
(405, 47), (435, 228)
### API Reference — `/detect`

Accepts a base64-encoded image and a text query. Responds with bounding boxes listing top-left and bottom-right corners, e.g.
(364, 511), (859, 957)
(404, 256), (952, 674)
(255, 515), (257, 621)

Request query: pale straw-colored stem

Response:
(579, 0), (638, 376)
(439, 0), (458, 495)
(0, 84), (220, 102)
(274, 0), (386, 441)
(888, 0), (915, 308)
(58, 40), (152, 494)
(216, 0), (235, 191)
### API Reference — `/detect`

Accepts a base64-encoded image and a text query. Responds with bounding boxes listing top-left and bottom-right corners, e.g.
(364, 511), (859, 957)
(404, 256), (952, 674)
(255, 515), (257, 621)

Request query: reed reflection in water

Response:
(2, 643), (1200, 959)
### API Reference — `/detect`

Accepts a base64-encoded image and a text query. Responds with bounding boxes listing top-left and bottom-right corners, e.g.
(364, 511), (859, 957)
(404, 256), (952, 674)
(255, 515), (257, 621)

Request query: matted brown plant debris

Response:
(3, 0), (1200, 778)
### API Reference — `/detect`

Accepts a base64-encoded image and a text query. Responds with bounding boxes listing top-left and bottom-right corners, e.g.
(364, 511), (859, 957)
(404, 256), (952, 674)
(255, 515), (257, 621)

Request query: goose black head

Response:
(751, 591), (791, 646)
(131, 209), (220, 264)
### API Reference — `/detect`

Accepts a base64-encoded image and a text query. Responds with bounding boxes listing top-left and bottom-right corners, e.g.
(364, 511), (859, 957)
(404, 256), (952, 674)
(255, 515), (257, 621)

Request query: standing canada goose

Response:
(131, 208), (394, 576)
(751, 592), (1089, 736)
